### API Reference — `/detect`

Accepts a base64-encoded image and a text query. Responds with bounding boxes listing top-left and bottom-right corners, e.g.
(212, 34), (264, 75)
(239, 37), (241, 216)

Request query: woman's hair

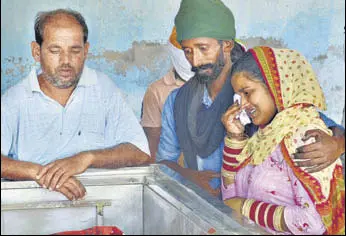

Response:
(231, 51), (264, 83)
(217, 40), (247, 63)
(231, 41), (247, 63)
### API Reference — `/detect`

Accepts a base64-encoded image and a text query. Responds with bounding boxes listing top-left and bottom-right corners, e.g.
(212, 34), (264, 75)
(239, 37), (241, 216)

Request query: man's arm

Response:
(141, 84), (163, 159)
(1, 155), (40, 181)
(293, 113), (345, 173)
(143, 127), (162, 159)
(88, 143), (150, 168)
(155, 91), (183, 166)
(37, 143), (150, 191)
(160, 160), (220, 196)
(1, 155), (86, 200)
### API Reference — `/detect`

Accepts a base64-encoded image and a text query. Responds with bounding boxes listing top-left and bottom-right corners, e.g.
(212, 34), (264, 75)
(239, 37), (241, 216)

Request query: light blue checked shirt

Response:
(1, 66), (150, 165)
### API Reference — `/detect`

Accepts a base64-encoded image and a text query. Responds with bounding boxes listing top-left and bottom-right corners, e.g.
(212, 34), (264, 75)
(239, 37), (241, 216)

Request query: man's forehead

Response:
(43, 15), (84, 39)
(42, 25), (85, 46)
(44, 13), (81, 29)
(181, 37), (219, 47)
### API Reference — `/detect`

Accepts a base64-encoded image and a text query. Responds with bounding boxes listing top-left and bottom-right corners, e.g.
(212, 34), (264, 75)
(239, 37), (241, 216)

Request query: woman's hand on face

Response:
(222, 102), (245, 135)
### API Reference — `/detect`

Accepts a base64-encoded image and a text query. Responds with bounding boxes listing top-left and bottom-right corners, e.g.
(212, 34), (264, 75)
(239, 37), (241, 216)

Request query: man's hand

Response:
(189, 170), (221, 197)
(33, 166), (86, 201)
(293, 129), (345, 173)
(56, 176), (86, 201)
(37, 175), (86, 201)
(159, 160), (220, 197)
(1, 156), (87, 201)
(36, 152), (93, 191)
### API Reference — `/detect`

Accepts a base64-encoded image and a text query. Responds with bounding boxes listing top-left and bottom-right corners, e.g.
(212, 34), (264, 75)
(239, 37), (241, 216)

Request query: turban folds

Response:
(175, 0), (236, 42)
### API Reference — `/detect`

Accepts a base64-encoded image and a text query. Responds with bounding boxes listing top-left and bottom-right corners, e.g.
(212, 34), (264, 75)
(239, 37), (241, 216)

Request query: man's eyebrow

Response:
(194, 43), (209, 47)
(238, 87), (251, 93)
(182, 43), (209, 49)
(47, 45), (61, 48)
(47, 45), (83, 49)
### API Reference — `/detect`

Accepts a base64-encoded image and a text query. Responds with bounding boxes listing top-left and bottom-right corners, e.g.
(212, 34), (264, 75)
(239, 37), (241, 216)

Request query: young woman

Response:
(221, 46), (344, 235)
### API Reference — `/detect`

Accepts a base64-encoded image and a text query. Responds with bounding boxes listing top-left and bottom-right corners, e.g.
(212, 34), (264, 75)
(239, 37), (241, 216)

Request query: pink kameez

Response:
(222, 145), (326, 235)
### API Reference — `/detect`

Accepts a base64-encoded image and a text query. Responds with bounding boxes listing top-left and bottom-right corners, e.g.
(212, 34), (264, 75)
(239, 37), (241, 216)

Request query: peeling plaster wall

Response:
(1, 0), (345, 123)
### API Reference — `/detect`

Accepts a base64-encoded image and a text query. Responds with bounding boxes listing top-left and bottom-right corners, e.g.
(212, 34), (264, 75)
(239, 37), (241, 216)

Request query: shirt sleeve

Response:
(140, 86), (162, 128)
(104, 90), (150, 156)
(319, 112), (345, 131)
(1, 99), (16, 157)
(221, 136), (249, 200)
(156, 90), (181, 163)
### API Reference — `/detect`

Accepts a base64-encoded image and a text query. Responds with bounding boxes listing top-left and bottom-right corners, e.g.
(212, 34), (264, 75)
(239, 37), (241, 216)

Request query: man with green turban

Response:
(156, 0), (246, 197)
(156, 0), (346, 198)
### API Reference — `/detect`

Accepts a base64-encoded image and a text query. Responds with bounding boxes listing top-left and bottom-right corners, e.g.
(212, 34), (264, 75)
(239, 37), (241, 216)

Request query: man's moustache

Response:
(58, 64), (74, 70)
(191, 64), (214, 73)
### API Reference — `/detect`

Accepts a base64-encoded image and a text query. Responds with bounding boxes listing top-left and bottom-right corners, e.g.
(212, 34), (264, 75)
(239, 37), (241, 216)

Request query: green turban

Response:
(175, 0), (236, 42)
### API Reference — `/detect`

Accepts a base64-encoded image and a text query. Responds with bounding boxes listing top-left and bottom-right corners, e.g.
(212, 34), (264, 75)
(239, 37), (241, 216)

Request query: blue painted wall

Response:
(1, 0), (345, 123)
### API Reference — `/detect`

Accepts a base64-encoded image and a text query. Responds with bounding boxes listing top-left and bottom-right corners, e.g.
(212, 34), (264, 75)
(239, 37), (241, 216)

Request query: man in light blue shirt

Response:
(1, 9), (150, 201)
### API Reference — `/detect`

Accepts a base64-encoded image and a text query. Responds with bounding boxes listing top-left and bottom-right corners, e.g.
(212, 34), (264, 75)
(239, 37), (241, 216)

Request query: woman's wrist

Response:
(225, 132), (249, 149)
(280, 211), (289, 232)
(241, 199), (288, 233)
(227, 132), (248, 141)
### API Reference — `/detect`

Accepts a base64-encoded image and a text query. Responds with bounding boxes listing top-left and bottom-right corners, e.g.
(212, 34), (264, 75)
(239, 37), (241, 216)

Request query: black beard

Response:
(191, 50), (225, 85)
(194, 64), (223, 84)
(196, 73), (215, 84)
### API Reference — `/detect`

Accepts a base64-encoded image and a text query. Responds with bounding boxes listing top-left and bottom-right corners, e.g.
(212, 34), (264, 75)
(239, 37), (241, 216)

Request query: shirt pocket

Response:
(79, 113), (105, 147)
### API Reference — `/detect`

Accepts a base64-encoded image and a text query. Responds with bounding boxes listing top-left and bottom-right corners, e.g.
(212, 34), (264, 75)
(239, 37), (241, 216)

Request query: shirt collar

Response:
(29, 66), (97, 93)
(76, 66), (97, 87)
(29, 68), (42, 93)
(202, 86), (213, 108)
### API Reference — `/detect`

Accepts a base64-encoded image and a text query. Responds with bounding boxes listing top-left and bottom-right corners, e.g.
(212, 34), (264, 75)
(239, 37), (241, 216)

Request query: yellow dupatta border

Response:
(249, 47), (285, 112)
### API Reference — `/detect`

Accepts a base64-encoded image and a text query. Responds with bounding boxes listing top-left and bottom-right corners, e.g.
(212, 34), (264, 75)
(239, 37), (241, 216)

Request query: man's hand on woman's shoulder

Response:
(293, 129), (345, 173)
